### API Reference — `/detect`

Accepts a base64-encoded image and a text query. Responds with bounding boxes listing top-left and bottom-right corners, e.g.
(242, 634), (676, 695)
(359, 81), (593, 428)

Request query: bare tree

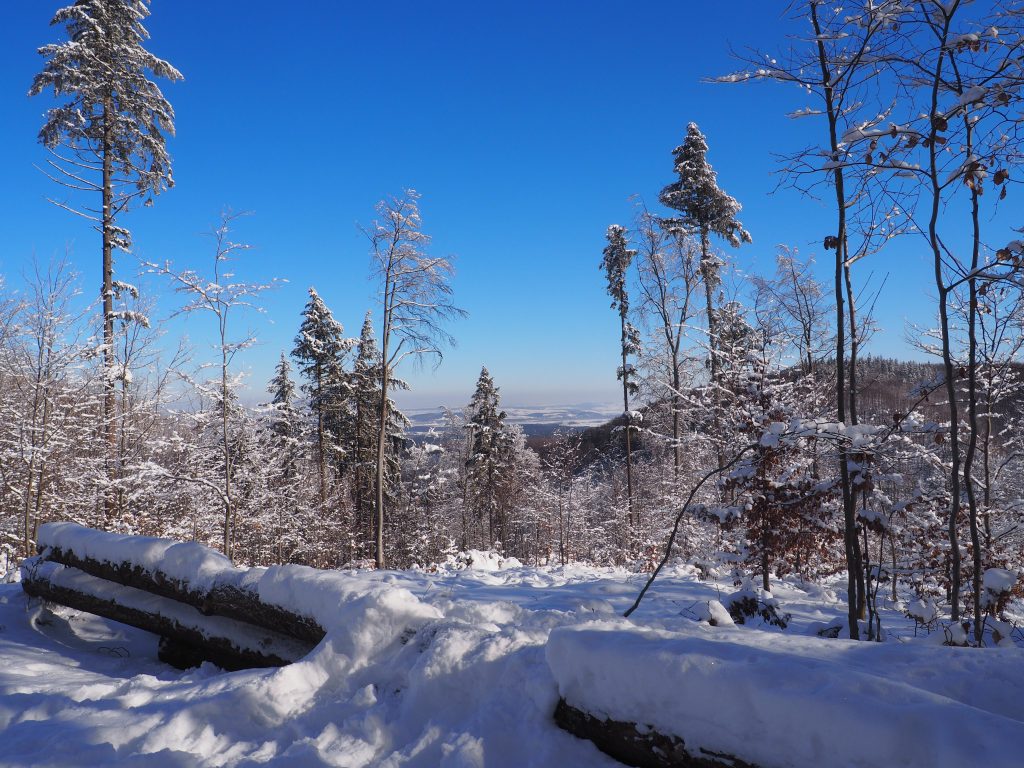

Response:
(365, 191), (464, 569)
(634, 209), (701, 482)
(716, 0), (907, 638)
(753, 249), (831, 375)
(147, 212), (275, 560)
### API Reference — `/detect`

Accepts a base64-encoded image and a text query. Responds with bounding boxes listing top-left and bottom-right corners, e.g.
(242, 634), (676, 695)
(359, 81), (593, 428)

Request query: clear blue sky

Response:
(0, 1), (950, 409)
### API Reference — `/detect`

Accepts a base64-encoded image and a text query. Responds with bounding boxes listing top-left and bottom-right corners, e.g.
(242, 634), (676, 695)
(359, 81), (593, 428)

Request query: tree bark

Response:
(811, 0), (862, 639)
(554, 699), (758, 768)
(102, 94), (117, 522)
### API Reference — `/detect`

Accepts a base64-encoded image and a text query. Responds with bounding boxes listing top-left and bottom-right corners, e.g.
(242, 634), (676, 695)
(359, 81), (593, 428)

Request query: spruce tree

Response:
(292, 288), (349, 505)
(601, 225), (641, 529)
(268, 352), (297, 438)
(30, 1), (182, 501)
(466, 367), (510, 548)
(659, 122), (751, 385)
(348, 312), (408, 554)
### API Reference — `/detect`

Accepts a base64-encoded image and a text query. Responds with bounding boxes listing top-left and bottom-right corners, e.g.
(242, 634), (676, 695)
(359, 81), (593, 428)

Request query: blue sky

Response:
(0, 1), (959, 409)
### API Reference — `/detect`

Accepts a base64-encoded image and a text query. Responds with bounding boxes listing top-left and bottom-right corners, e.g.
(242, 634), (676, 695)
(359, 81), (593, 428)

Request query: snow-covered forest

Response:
(2, 2), (1024, 767)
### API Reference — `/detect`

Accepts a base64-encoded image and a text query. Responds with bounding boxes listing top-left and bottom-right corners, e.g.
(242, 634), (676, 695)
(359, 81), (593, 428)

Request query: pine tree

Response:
(659, 122), (751, 385)
(465, 367), (509, 547)
(263, 353), (306, 563)
(268, 352), (297, 437)
(30, 1), (182, 504)
(601, 224), (641, 529)
(346, 312), (409, 557)
(292, 288), (350, 506)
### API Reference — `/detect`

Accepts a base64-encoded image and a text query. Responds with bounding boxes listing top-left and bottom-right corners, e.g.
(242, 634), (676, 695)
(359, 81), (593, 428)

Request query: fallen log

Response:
(22, 559), (315, 671)
(554, 699), (758, 768)
(37, 523), (325, 644)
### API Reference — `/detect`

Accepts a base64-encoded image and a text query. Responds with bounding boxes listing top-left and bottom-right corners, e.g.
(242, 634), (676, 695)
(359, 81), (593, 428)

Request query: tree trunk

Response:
(811, 0), (861, 639)
(963, 134), (983, 644)
(554, 699), (758, 768)
(102, 95), (117, 522)
(375, 364), (388, 569)
(620, 316), (635, 529)
(923, 15), (962, 620)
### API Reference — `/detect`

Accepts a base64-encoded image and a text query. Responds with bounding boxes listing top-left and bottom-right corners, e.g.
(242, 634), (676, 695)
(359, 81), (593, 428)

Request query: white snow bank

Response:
(436, 549), (525, 572)
(548, 621), (1024, 768)
(4, 553), (1023, 767)
(984, 567), (1018, 596)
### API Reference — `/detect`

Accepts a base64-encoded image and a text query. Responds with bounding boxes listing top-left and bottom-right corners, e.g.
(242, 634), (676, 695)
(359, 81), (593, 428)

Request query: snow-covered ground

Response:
(1, 555), (1022, 767)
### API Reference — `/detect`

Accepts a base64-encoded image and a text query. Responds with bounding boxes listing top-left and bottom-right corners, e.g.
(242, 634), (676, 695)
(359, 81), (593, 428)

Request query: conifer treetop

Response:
(31, 0), (183, 204)
(659, 122), (752, 249)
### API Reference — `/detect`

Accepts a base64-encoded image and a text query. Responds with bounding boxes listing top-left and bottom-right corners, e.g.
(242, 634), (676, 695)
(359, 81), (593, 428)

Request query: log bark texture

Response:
(554, 699), (758, 768)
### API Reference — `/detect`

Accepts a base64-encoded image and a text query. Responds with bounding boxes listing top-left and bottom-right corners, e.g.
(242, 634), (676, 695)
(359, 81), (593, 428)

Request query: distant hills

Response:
(404, 403), (623, 440)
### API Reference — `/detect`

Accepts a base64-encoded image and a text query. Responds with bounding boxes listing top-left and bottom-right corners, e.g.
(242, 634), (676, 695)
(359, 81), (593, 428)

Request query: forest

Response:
(1, 2), (1024, 767)
(3, 0), (1022, 647)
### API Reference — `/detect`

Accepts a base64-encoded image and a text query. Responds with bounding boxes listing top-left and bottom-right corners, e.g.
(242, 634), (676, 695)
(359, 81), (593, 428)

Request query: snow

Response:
(39, 522), (237, 591)
(1, 559), (1023, 767)
(984, 567), (1018, 596)
(548, 622), (1024, 768)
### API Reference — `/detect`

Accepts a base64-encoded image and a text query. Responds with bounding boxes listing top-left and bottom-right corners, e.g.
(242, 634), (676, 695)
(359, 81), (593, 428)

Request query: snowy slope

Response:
(1, 560), (1022, 767)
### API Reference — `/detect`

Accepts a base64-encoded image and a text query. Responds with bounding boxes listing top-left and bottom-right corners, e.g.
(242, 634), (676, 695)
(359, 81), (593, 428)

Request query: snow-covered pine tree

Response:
(601, 224), (641, 529)
(465, 366), (510, 548)
(659, 123), (751, 388)
(30, 0), (182, 496)
(292, 288), (350, 507)
(261, 354), (311, 564)
(347, 312), (408, 557)
(268, 352), (297, 435)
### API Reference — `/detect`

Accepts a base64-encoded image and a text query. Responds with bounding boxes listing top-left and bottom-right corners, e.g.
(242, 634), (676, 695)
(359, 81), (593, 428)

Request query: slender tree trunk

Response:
(620, 314), (635, 529)
(811, 0), (861, 639)
(982, 401), (992, 549)
(374, 278), (393, 569)
(102, 96), (117, 522)
(699, 229), (727, 484)
(961, 108), (983, 642)
(221, 346), (233, 560)
(375, 371), (388, 569)
(671, 325), (683, 484)
(844, 261), (866, 619)
(315, 362), (327, 506)
(761, 505), (770, 593)
(924, 17), (962, 621)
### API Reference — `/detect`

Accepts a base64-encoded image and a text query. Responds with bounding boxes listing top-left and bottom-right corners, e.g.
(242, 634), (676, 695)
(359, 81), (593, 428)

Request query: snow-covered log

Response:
(21, 559), (312, 671)
(36, 523), (325, 644)
(547, 625), (1024, 768)
(554, 699), (756, 768)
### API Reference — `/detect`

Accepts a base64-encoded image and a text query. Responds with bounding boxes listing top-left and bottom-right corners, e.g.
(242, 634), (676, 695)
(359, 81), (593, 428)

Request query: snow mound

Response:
(436, 549), (524, 572)
(548, 622), (1024, 768)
